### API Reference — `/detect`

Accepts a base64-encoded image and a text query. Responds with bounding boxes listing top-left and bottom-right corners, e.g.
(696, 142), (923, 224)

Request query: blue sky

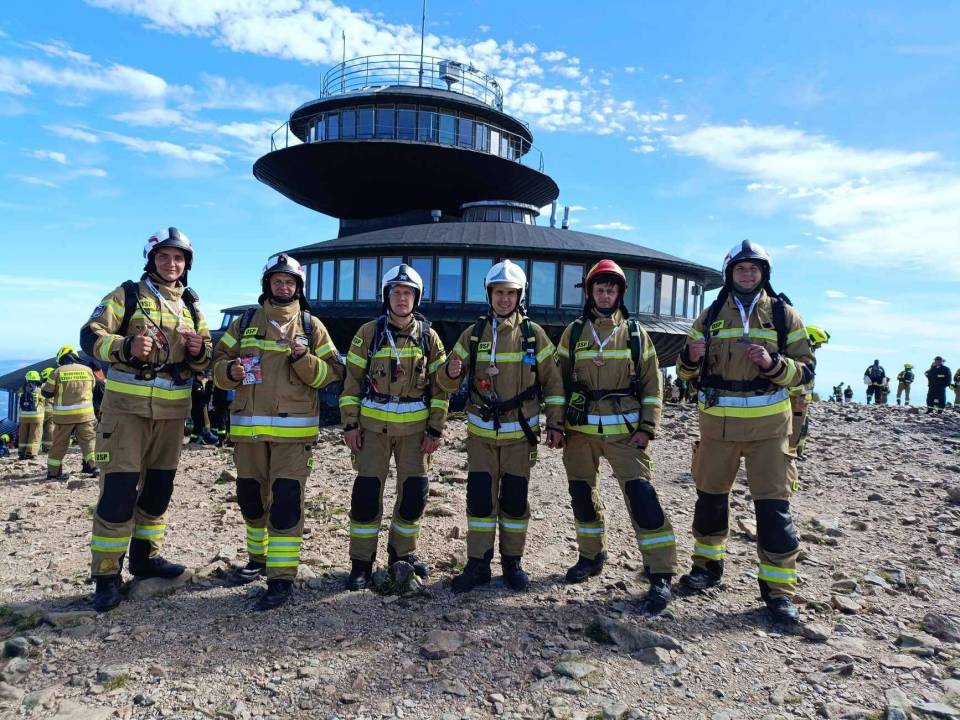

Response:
(1, 1), (959, 401)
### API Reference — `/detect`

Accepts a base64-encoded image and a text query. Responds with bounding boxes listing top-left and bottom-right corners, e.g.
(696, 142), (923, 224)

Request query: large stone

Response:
(553, 660), (602, 682)
(898, 630), (942, 651)
(800, 623), (833, 642)
(637, 647), (671, 665)
(880, 654), (928, 670)
(585, 616), (683, 652)
(420, 630), (465, 659)
(2, 637), (30, 658)
(923, 612), (960, 643)
(0, 681), (24, 703)
(43, 611), (97, 629)
(127, 570), (193, 599)
(913, 702), (960, 718)
(95, 664), (130, 684)
(831, 595), (862, 614)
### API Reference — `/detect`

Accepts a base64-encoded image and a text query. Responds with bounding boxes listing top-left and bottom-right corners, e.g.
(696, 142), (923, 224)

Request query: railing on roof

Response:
(321, 54), (504, 111)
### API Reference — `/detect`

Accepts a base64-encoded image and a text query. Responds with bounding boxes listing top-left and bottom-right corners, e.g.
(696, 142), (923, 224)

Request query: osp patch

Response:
(95, 451), (110, 463)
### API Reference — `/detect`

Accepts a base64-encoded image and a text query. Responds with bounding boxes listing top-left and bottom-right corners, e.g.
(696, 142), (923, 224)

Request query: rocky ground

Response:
(2, 401), (960, 720)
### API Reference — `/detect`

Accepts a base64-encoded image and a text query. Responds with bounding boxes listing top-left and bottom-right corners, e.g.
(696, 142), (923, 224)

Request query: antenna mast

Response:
(418, 0), (427, 87)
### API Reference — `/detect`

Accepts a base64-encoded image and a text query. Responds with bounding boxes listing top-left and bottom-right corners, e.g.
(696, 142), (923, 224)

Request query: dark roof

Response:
(0, 358), (55, 393)
(287, 222), (723, 288)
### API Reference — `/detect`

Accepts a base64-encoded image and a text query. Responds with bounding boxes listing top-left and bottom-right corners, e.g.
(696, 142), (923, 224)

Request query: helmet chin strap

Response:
(270, 293), (297, 306)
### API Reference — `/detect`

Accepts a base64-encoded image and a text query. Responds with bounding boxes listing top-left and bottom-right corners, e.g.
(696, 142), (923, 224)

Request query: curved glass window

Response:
(357, 258), (378, 300)
(320, 260), (335, 301)
(561, 264), (583, 307)
(338, 259), (355, 301)
(309, 263), (319, 301)
(638, 271), (655, 314)
(358, 106), (374, 139)
(531, 261), (556, 306)
(624, 269), (638, 313)
(375, 105), (395, 138)
(466, 258), (493, 302)
(659, 274), (674, 316)
(458, 116), (474, 148)
(436, 257), (463, 301)
(341, 109), (356, 139)
(417, 107), (437, 142)
(325, 113), (339, 140)
(397, 105), (416, 140)
(439, 112), (456, 145)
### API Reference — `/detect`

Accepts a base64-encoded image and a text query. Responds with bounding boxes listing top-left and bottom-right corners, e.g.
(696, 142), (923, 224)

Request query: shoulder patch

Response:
(709, 320), (725, 332)
(478, 341), (492, 351)
(351, 335), (364, 347)
(89, 304), (106, 320)
(575, 339), (591, 351)
(243, 327), (259, 337)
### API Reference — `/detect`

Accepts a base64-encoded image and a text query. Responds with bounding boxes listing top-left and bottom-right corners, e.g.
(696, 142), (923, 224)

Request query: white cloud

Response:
(0, 55), (171, 99)
(72, 167), (108, 178)
(854, 295), (889, 306)
(590, 221), (634, 231)
(26, 149), (67, 164)
(10, 174), (59, 188)
(46, 126), (99, 143)
(0, 275), (102, 290)
(541, 50), (566, 62)
(101, 131), (228, 164)
(825, 289), (847, 298)
(111, 107), (186, 126)
(632, 144), (656, 154)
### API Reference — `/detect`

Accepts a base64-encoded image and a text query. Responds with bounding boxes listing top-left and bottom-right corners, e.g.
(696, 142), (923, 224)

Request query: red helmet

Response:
(584, 259), (627, 293)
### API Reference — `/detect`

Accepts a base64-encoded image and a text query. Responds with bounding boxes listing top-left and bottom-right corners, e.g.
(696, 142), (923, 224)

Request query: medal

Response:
(589, 320), (621, 368)
(593, 355), (606, 367)
(486, 319), (501, 377)
(487, 364), (500, 376)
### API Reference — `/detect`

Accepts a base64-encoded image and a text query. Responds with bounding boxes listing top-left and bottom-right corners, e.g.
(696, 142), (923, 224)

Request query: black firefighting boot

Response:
(46, 469), (68, 481)
(451, 556), (492, 594)
(679, 560), (724, 591)
(81, 460), (100, 477)
(564, 551), (607, 584)
(637, 572), (673, 616)
(388, 545), (430, 578)
(346, 559), (373, 591)
(93, 575), (122, 613)
(760, 581), (800, 624)
(255, 580), (293, 611)
(231, 561), (266, 585)
(18, 449), (25, 460)
(501, 555), (530, 592)
(127, 538), (186, 579)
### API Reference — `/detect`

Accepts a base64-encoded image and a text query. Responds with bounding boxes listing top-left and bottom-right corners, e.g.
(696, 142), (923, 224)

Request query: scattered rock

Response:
(2, 637), (30, 658)
(585, 615), (682, 652)
(923, 612), (960, 642)
(913, 702), (960, 718)
(43, 610), (97, 628)
(554, 660), (603, 682)
(637, 647), (671, 665)
(127, 570), (193, 599)
(420, 630), (465, 659)
(800, 623), (833, 642)
(831, 595), (862, 614)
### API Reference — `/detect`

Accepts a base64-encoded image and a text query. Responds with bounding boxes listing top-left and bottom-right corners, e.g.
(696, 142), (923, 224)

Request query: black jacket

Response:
(925, 365), (951, 390)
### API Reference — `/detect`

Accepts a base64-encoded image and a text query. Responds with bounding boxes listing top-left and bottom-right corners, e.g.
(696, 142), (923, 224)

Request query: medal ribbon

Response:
(733, 294), (761, 338)
(489, 318), (499, 369)
(589, 319), (621, 359)
(145, 277), (185, 326)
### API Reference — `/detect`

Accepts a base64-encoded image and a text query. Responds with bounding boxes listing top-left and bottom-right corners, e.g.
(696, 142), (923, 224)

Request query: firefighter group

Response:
(11, 231), (836, 627)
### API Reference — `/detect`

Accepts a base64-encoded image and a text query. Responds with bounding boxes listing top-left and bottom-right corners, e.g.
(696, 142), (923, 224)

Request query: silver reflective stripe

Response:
(107, 368), (191, 389)
(360, 398), (426, 414)
(467, 413), (541, 432)
(500, 520), (528, 530)
(697, 388), (789, 408)
(584, 411), (640, 425)
(638, 533), (675, 546)
(230, 414), (320, 427)
(54, 402), (94, 412)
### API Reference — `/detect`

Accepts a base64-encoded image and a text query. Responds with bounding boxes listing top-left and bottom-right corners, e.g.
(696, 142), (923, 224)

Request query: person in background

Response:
(925, 356), (951, 414)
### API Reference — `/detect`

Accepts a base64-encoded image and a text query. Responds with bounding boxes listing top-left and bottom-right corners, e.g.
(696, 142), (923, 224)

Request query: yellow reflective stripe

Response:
(712, 328), (778, 342)
(452, 341), (467, 358)
(220, 332), (237, 349)
(467, 516), (497, 531)
(500, 519), (528, 533)
(105, 378), (191, 400)
(339, 395), (360, 408)
(787, 328), (807, 344)
(574, 349), (632, 361)
(430, 398), (449, 410)
(557, 344), (570, 359)
(391, 520), (421, 536)
(91, 534), (130, 550)
(565, 422), (634, 436)
(346, 351), (367, 369)
(309, 359), (328, 388)
(688, 328), (705, 341)
(231, 424), (318, 439)
(575, 521), (605, 536)
(104, 299), (124, 317)
(693, 542), (726, 559)
(59, 370), (91, 381)
(697, 398), (791, 418)
(637, 531), (676, 548)
(350, 523), (380, 537)
(544, 395), (565, 406)
(468, 425), (529, 441)
(477, 351), (526, 364)
(98, 335), (116, 361)
(129, 311), (192, 325)
(641, 396), (661, 406)
(643, 345), (657, 360)
(428, 354), (446, 373)
(132, 524), (165, 539)
(536, 345), (554, 363)
(360, 406), (428, 423)
(315, 342), (336, 357)
(238, 338), (290, 353)
(758, 564), (797, 584)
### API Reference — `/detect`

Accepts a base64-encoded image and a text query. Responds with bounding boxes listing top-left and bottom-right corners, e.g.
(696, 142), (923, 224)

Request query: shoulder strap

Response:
(627, 319), (644, 381)
(182, 287), (200, 331)
(117, 280), (139, 337)
(565, 317), (586, 392)
(237, 307), (257, 337)
(520, 316), (538, 380)
(771, 296), (788, 352)
(367, 315), (387, 367)
(417, 314), (433, 405)
(301, 310), (314, 345)
(467, 316), (487, 393)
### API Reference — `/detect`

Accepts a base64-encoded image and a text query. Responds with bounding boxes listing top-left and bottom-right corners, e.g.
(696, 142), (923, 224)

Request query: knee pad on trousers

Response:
(398, 475), (428, 521)
(754, 499), (799, 554)
(568, 480), (597, 523)
(623, 479), (665, 529)
(351, 476), (381, 522)
(236, 477), (265, 519)
(96, 472), (140, 523)
(693, 490), (729, 536)
(499, 473), (529, 518)
(466, 471), (494, 517)
(269, 478), (302, 529)
(137, 469), (176, 516)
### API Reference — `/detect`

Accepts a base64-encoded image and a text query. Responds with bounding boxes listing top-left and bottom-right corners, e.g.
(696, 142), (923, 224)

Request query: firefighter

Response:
(953, 368), (960, 408)
(676, 240), (814, 625)
(80, 227), (212, 612)
(788, 325), (828, 458)
(558, 259), (676, 615)
(341, 264), (449, 591)
(896, 364), (915, 405)
(843, 385), (853, 403)
(438, 260), (565, 593)
(209, 384), (231, 445)
(189, 371), (217, 444)
(41, 347), (98, 478)
(0, 434), (10, 459)
(17, 370), (45, 460)
(925, 357), (951, 413)
(213, 254), (344, 610)
(863, 360), (886, 404)
(832, 384), (843, 403)
(40, 367), (55, 452)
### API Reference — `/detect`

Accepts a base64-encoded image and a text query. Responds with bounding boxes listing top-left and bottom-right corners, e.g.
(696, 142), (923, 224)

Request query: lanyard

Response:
(733, 295), (761, 337)
(384, 326), (403, 365)
(268, 318), (294, 338)
(489, 319), (499, 368)
(590, 319), (621, 358)
(145, 278), (185, 327)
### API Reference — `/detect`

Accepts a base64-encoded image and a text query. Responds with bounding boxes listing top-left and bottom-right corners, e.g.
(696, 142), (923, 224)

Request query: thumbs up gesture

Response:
(131, 328), (154, 360)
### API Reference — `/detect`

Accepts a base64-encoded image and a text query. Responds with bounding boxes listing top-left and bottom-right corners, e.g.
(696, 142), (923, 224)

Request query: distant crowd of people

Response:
(830, 357), (958, 412)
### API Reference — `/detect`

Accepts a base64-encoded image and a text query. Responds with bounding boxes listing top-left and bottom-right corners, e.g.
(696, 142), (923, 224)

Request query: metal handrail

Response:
(269, 110), (545, 173)
(321, 54), (504, 110)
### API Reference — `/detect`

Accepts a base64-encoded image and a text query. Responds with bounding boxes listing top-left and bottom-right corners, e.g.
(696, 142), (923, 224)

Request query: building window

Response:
(397, 105), (416, 140)
(687, 281), (698, 319)
(357, 106), (374, 139)
(380, 257), (403, 279)
(474, 122), (489, 152)
(309, 263), (319, 300)
(325, 113), (340, 140)
(337, 259), (355, 301)
(436, 257), (463, 301)
(320, 260), (335, 301)
(659, 273), (674, 316)
(357, 258), (378, 300)
(531, 261), (556, 306)
(340, 109), (356, 139)
(624, 268), (638, 313)
(489, 128), (501, 157)
(411, 257), (433, 301)
(561, 263), (583, 307)
(417, 107), (437, 142)
(466, 258), (493, 302)
(458, 116), (474, 148)
(439, 112), (457, 145)
(638, 271), (655, 314)
(375, 105), (395, 139)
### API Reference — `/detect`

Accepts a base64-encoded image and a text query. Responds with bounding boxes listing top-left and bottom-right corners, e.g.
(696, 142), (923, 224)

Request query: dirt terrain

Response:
(2, 401), (960, 720)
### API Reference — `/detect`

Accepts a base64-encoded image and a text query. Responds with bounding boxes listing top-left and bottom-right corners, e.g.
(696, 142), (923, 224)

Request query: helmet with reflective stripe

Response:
(722, 240), (771, 287)
(144, 227), (193, 269)
(484, 260), (527, 308)
(40, 367), (54, 381)
(0, 434), (9, 443)
(25, 370), (41, 382)
(806, 325), (830, 346)
(585, 259), (627, 294)
(381, 263), (424, 309)
(262, 253), (306, 284)
(904, 363), (913, 369)
(56, 345), (79, 365)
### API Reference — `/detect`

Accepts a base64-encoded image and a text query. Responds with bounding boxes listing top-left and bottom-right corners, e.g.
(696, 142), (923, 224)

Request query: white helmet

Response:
(262, 253), (306, 283)
(381, 263), (423, 308)
(722, 240), (771, 286)
(484, 260), (527, 308)
(144, 227), (193, 281)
